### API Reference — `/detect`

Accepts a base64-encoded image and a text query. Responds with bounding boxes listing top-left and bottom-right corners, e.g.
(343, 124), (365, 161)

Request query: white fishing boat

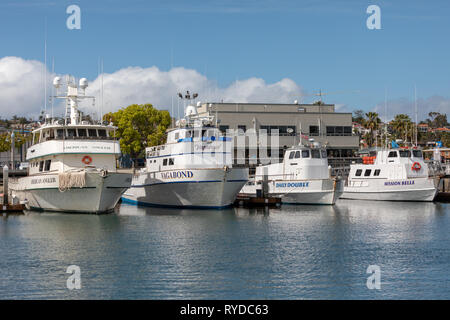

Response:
(340, 148), (438, 202)
(239, 142), (344, 205)
(121, 102), (248, 209)
(9, 76), (132, 213)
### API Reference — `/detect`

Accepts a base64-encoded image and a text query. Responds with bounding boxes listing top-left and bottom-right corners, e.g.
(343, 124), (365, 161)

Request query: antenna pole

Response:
(101, 58), (104, 122)
(414, 85), (418, 147)
(44, 18), (47, 113)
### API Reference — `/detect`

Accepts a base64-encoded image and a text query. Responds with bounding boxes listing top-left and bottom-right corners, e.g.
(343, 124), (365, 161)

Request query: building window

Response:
(355, 169), (362, 176)
(364, 169), (372, 176)
(260, 125), (296, 136)
(309, 126), (319, 136)
(374, 169), (381, 176)
(326, 126), (352, 136)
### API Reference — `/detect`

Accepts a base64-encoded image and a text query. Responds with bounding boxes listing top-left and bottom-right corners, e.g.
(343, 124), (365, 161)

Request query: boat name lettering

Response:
(31, 177), (57, 184)
(384, 180), (415, 186)
(161, 171), (194, 179)
(276, 182), (309, 188)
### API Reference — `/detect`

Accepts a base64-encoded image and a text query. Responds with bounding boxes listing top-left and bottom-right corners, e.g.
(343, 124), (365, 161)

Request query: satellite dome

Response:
(185, 105), (198, 117)
(53, 77), (62, 88)
(79, 78), (88, 89)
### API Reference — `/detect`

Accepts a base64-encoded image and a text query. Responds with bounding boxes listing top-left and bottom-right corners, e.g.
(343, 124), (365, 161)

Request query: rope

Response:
(58, 170), (86, 192)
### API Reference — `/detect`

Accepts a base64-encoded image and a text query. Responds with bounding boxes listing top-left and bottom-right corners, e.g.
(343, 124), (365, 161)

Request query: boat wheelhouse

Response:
(122, 103), (248, 208)
(340, 148), (438, 202)
(240, 142), (344, 205)
(9, 76), (132, 213)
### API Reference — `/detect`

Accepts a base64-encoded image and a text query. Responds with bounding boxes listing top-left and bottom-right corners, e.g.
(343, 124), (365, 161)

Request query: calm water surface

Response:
(0, 200), (449, 299)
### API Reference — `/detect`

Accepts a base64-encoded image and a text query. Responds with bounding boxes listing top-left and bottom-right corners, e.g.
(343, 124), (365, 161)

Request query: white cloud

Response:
(0, 57), (304, 119)
(85, 66), (304, 117)
(0, 56), (52, 119)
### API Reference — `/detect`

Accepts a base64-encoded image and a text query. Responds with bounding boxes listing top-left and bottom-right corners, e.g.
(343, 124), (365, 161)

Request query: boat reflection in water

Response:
(2, 201), (448, 299)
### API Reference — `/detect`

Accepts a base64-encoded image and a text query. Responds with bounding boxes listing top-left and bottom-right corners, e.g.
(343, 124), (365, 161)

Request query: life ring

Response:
(82, 156), (92, 165)
(411, 162), (421, 171)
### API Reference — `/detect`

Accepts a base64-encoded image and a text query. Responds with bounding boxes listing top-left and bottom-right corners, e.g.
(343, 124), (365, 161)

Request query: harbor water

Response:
(0, 200), (449, 299)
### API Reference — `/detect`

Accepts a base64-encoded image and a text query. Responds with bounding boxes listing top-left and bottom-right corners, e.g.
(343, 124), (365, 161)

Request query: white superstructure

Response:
(240, 142), (344, 205)
(340, 148), (438, 202)
(122, 102), (248, 208)
(9, 76), (132, 213)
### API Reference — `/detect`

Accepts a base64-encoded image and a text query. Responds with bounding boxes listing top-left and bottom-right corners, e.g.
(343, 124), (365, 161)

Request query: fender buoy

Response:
(411, 162), (421, 171)
(82, 155), (92, 165)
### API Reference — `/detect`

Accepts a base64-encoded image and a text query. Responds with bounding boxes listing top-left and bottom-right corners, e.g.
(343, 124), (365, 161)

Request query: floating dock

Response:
(234, 195), (281, 208)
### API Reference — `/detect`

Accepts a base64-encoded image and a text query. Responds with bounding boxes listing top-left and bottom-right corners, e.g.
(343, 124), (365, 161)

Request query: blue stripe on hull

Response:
(121, 197), (232, 210)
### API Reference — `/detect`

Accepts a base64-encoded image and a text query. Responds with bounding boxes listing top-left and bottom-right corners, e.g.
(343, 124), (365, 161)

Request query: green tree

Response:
(0, 133), (11, 152)
(426, 112), (449, 128)
(390, 114), (412, 141)
(107, 104), (171, 159)
(363, 112), (381, 147)
(352, 109), (365, 125)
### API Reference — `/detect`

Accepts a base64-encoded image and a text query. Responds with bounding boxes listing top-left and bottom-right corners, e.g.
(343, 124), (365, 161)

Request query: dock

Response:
(234, 195), (281, 208)
(1, 165), (25, 214)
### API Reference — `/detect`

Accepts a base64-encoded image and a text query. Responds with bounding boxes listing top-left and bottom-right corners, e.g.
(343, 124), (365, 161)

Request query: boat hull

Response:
(341, 177), (438, 202)
(9, 172), (132, 214)
(122, 168), (248, 209)
(240, 178), (343, 205)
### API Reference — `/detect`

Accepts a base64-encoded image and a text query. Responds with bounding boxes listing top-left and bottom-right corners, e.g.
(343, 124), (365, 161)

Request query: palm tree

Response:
(363, 112), (381, 147)
(390, 114), (412, 142)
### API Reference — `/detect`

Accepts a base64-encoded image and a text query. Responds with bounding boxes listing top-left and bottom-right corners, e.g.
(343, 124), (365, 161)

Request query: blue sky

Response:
(0, 0), (450, 119)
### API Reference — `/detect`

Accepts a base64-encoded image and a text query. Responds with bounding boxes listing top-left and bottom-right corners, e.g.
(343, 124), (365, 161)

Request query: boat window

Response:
(374, 169), (381, 176)
(413, 150), (423, 158)
(364, 169), (372, 177)
(388, 151), (398, 158)
(295, 151), (301, 159)
(186, 131), (192, 138)
(98, 129), (107, 137)
(88, 129), (97, 137)
(39, 161), (44, 172)
(355, 169), (362, 176)
(57, 129), (64, 139)
(67, 129), (76, 138)
(194, 130), (201, 138)
(399, 150), (411, 158)
(321, 150), (327, 158)
(163, 158), (168, 166)
(44, 160), (51, 171)
(311, 149), (321, 159)
(169, 158), (174, 165)
(302, 150), (310, 158)
(175, 133), (179, 140)
(289, 151), (295, 159)
(78, 129), (87, 137)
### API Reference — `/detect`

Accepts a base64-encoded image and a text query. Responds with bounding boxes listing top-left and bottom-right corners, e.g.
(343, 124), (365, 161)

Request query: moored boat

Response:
(121, 102), (248, 208)
(239, 142), (344, 205)
(340, 148), (438, 202)
(9, 76), (132, 213)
